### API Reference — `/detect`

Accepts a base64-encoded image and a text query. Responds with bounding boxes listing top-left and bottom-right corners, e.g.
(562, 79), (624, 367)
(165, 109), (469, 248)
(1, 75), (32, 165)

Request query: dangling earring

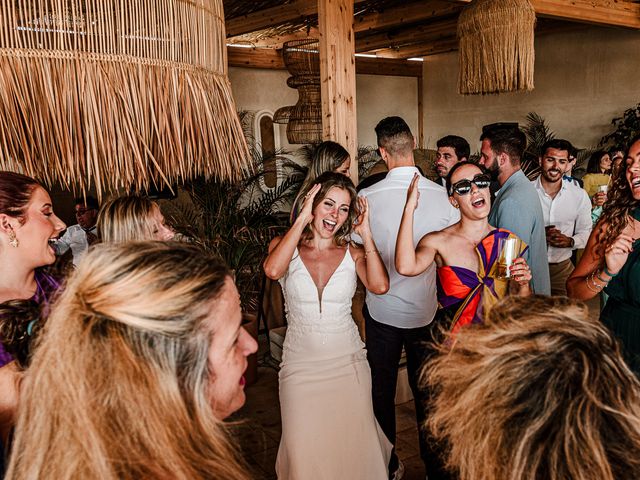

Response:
(8, 230), (18, 248)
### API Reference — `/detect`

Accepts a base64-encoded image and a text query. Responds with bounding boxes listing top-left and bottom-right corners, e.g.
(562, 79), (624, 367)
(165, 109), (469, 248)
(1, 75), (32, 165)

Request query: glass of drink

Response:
(598, 184), (608, 193)
(497, 237), (522, 279)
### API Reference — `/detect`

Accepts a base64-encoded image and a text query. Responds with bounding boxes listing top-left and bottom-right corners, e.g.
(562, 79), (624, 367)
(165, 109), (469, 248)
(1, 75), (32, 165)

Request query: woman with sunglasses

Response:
(395, 161), (531, 333)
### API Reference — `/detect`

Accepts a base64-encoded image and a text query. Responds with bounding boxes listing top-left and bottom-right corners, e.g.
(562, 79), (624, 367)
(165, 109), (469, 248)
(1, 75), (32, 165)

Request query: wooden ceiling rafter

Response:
(356, 16), (458, 53)
(225, 0), (640, 66)
(226, 46), (423, 77)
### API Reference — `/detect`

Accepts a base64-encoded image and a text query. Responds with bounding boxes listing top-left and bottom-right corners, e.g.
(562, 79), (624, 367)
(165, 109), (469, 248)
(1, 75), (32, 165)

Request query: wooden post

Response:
(417, 76), (424, 149)
(318, 0), (358, 183)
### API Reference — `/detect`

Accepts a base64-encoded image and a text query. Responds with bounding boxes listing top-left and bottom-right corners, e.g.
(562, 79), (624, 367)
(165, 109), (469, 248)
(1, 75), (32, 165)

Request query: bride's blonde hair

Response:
(6, 242), (249, 480)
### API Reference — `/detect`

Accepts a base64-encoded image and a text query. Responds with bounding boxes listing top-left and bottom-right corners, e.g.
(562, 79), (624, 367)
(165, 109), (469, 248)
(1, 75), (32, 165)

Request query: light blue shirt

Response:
(489, 170), (551, 295)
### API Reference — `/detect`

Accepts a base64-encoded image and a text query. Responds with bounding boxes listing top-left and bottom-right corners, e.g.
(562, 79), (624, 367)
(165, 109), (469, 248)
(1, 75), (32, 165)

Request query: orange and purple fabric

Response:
(437, 228), (528, 335)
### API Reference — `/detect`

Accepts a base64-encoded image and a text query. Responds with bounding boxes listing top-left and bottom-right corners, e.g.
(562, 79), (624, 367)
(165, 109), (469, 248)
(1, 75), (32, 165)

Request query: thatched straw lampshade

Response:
(457, 0), (536, 95)
(0, 1), (250, 195)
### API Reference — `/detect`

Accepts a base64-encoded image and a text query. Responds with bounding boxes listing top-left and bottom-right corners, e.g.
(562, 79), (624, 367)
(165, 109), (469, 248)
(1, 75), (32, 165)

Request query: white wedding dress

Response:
(275, 247), (392, 479)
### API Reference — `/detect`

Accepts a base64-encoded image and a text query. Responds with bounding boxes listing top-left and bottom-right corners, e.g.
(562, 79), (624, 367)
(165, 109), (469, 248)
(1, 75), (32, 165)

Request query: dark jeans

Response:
(364, 304), (452, 480)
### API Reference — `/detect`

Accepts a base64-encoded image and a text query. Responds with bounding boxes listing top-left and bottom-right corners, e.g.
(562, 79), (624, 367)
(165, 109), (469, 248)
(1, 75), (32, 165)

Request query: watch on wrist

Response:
(569, 237), (575, 248)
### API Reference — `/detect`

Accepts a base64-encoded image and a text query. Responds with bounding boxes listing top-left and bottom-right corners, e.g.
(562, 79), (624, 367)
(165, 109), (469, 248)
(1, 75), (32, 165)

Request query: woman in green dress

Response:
(568, 134), (640, 375)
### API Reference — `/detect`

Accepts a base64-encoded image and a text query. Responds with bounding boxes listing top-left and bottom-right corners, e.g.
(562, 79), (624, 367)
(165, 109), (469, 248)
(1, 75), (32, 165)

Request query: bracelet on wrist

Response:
(364, 249), (379, 258)
(603, 265), (619, 278)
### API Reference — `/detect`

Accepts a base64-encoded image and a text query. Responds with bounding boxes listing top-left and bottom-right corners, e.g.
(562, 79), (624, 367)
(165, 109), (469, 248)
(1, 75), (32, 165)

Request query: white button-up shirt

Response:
(533, 177), (592, 264)
(356, 167), (460, 329)
(54, 224), (96, 267)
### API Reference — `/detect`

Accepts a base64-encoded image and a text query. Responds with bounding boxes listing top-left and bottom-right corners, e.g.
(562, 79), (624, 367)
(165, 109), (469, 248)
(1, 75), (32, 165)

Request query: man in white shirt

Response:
(533, 139), (592, 296)
(358, 117), (459, 480)
(435, 135), (470, 187)
(55, 196), (99, 267)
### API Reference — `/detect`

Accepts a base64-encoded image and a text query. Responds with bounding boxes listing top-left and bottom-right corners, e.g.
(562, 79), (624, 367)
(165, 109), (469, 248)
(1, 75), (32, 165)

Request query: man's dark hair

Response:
(437, 135), (470, 161)
(540, 139), (574, 159)
(480, 126), (527, 166)
(375, 116), (413, 157)
(75, 195), (99, 210)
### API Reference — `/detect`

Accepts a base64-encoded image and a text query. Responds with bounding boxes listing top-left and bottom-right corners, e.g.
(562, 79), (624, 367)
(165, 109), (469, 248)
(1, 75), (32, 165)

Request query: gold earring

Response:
(453, 203), (459, 209)
(8, 230), (18, 248)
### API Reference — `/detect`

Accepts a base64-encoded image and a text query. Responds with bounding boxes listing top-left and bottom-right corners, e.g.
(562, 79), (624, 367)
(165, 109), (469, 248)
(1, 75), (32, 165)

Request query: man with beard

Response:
(435, 135), (470, 187)
(533, 140), (592, 295)
(480, 126), (551, 295)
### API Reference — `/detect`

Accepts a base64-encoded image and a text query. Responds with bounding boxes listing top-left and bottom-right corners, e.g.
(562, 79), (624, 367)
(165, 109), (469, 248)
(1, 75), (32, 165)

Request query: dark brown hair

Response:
(0, 171), (42, 223)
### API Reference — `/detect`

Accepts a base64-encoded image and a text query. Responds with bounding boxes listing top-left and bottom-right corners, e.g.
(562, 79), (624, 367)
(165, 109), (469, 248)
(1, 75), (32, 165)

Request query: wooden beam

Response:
(353, 0), (462, 33)
(226, 0), (368, 37)
(373, 37), (459, 59)
(228, 28), (320, 49)
(226, 1), (316, 37)
(318, 0), (358, 181)
(532, 0), (640, 29)
(227, 47), (285, 69)
(227, 47), (422, 77)
(417, 77), (424, 149)
(355, 57), (423, 77)
(356, 17), (458, 53)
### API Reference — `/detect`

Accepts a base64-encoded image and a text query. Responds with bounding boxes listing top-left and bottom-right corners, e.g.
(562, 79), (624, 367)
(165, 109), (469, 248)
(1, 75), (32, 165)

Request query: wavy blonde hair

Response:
(425, 295), (640, 480)
(6, 242), (249, 480)
(97, 195), (161, 243)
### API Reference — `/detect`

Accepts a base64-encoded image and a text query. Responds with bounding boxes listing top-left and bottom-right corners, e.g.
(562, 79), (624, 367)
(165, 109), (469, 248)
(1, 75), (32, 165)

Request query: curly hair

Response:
(595, 135), (640, 255)
(0, 299), (42, 368)
(424, 295), (640, 480)
(299, 171), (358, 246)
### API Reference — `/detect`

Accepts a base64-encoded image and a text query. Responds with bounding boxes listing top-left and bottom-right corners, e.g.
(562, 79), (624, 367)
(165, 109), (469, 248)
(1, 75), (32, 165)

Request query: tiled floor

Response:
(230, 340), (425, 480)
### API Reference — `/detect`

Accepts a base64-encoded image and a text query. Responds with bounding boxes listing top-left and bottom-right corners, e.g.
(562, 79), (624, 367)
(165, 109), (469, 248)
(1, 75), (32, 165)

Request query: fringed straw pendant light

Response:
(457, 0), (536, 95)
(0, 1), (250, 196)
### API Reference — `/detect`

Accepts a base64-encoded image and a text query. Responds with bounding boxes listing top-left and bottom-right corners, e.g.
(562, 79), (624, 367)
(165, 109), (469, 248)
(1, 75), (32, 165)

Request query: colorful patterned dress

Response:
(437, 229), (528, 335)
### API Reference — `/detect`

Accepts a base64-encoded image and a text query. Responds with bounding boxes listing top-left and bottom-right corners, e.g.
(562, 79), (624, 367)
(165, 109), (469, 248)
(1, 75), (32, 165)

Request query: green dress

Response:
(602, 238), (640, 376)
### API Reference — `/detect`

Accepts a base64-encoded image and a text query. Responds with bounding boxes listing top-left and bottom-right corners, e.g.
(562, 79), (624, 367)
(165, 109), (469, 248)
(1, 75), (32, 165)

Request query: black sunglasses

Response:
(449, 174), (491, 196)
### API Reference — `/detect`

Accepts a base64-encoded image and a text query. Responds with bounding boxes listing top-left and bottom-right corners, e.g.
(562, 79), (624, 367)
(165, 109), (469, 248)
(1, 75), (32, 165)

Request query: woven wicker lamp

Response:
(283, 39), (322, 145)
(0, 1), (249, 196)
(458, 0), (536, 95)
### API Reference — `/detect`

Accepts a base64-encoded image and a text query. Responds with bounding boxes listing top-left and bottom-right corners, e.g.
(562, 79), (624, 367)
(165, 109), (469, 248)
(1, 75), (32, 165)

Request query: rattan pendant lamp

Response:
(0, 1), (250, 196)
(458, 0), (536, 95)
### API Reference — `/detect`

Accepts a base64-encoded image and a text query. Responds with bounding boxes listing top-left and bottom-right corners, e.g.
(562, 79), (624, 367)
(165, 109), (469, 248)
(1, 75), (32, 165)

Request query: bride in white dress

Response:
(264, 172), (392, 479)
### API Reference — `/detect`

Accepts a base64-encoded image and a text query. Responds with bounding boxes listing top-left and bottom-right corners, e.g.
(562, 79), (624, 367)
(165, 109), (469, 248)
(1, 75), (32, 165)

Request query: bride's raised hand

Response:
(298, 183), (322, 226)
(354, 196), (371, 237)
(405, 173), (420, 211)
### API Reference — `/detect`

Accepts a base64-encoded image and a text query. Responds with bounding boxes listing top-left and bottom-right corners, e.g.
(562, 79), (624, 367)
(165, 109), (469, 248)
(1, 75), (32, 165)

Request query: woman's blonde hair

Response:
(6, 242), (249, 480)
(97, 195), (162, 243)
(425, 295), (640, 480)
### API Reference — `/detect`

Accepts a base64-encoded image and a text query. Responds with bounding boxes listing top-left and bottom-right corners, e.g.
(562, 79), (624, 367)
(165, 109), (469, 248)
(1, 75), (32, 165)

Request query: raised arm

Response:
(567, 221), (633, 300)
(351, 197), (389, 294)
(263, 184), (321, 280)
(395, 174), (438, 276)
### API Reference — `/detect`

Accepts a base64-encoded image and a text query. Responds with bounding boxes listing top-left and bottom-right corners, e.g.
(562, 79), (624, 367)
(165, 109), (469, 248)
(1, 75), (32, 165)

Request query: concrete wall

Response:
(228, 67), (419, 149)
(423, 26), (640, 152)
